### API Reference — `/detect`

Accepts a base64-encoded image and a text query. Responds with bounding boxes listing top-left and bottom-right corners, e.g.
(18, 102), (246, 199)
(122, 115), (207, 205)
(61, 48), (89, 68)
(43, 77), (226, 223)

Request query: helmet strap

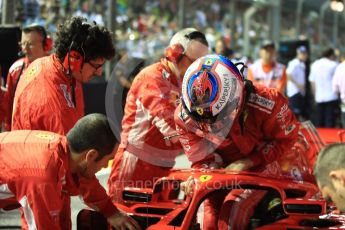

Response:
(237, 79), (256, 135)
(234, 62), (248, 81)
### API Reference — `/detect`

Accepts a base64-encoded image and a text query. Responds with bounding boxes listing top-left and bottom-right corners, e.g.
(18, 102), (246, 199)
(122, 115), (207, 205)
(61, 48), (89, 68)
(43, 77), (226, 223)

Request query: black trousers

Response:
(316, 100), (339, 128)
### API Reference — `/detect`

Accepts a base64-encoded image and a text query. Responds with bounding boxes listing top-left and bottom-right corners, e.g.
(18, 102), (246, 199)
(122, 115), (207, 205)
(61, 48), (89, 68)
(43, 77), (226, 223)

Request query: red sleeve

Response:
(78, 175), (119, 218)
(137, 75), (179, 138)
(2, 71), (14, 130)
(249, 91), (300, 166)
(0, 88), (5, 123)
(3, 60), (27, 131)
(15, 179), (63, 230)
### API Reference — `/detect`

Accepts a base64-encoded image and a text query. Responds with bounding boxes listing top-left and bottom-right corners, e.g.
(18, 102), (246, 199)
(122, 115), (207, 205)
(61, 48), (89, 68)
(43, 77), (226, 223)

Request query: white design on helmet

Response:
(182, 55), (244, 120)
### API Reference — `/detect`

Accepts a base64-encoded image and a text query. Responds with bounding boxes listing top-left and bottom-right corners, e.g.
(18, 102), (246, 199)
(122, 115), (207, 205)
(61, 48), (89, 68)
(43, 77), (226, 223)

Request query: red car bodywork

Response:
(77, 121), (345, 229)
(317, 127), (345, 144)
(114, 170), (344, 229)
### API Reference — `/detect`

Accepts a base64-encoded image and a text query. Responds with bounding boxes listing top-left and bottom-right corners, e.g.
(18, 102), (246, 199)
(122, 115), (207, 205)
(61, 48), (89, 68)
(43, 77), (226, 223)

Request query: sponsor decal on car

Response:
(199, 175), (213, 182)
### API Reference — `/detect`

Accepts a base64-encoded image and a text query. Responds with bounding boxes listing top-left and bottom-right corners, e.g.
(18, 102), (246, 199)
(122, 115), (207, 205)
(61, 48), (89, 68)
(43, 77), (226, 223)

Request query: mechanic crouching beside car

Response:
(176, 54), (313, 230)
(314, 143), (345, 213)
(0, 114), (140, 230)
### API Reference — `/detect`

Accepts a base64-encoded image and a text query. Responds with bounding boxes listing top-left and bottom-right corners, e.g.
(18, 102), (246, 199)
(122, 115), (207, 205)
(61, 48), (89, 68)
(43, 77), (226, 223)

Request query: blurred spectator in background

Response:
(247, 40), (287, 95)
(73, 1), (105, 25)
(115, 53), (133, 90)
(214, 38), (235, 60)
(286, 46), (308, 121)
(22, 0), (40, 25)
(205, 27), (216, 52)
(8, 0), (345, 66)
(108, 28), (209, 203)
(113, 52), (146, 110)
(215, 39), (226, 55)
(2, 24), (52, 131)
(309, 48), (338, 128)
(224, 47), (235, 60)
(332, 57), (345, 128)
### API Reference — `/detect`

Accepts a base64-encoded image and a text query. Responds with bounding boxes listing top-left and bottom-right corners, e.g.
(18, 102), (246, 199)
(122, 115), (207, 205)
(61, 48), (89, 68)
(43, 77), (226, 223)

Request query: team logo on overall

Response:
(27, 65), (39, 79)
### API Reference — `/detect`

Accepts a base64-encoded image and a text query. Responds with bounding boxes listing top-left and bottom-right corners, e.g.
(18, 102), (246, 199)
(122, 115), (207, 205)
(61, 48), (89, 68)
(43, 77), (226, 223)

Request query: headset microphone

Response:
(18, 51), (25, 57)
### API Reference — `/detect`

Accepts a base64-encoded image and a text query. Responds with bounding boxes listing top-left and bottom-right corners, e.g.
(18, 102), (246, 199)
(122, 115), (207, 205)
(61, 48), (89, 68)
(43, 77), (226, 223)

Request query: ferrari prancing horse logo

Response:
(199, 175), (213, 182)
(204, 59), (213, 65)
(196, 107), (204, 115)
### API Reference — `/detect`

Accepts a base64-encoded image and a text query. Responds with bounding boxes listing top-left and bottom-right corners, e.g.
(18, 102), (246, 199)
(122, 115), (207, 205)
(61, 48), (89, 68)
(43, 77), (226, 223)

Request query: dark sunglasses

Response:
(86, 61), (104, 71)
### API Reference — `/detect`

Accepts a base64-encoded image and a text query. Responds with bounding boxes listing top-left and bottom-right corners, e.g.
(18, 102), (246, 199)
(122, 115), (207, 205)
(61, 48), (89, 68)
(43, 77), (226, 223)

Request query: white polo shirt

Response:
(332, 61), (345, 104)
(309, 57), (338, 103)
(286, 58), (306, 97)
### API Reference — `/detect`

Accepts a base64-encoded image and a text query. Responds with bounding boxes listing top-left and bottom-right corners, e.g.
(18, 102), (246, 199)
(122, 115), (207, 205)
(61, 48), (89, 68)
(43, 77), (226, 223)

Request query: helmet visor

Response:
(198, 77), (243, 135)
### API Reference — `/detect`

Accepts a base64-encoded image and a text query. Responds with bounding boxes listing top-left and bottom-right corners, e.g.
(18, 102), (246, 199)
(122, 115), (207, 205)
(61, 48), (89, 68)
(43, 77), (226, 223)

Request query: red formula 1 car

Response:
(77, 121), (345, 230)
(78, 170), (345, 229)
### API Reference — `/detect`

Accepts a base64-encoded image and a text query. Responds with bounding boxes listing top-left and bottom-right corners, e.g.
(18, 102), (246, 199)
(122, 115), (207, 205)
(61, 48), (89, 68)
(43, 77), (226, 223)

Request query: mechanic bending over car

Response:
(107, 28), (209, 203)
(176, 54), (312, 229)
(314, 143), (345, 213)
(0, 114), (140, 230)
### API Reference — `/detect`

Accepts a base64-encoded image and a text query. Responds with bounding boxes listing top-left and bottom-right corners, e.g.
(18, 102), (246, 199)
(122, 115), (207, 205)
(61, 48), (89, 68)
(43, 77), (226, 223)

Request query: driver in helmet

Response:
(176, 54), (300, 171)
(174, 54), (308, 229)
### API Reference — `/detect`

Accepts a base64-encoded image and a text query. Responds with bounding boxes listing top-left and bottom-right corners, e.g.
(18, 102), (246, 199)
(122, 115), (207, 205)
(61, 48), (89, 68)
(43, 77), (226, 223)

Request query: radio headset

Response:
(13, 25), (53, 98)
(64, 39), (77, 107)
(63, 21), (93, 107)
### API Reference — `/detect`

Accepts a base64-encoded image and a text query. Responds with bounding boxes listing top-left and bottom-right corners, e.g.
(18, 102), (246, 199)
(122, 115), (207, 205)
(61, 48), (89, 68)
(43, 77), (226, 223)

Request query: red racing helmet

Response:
(182, 54), (245, 131)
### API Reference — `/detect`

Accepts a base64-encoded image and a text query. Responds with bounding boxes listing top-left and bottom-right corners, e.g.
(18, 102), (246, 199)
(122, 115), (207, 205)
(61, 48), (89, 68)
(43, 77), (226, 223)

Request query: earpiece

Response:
(44, 35), (53, 52)
(164, 43), (185, 63)
(165, 29), (207, 64)
(62, 20), (95, 75)
(63, 50), (83, 75)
